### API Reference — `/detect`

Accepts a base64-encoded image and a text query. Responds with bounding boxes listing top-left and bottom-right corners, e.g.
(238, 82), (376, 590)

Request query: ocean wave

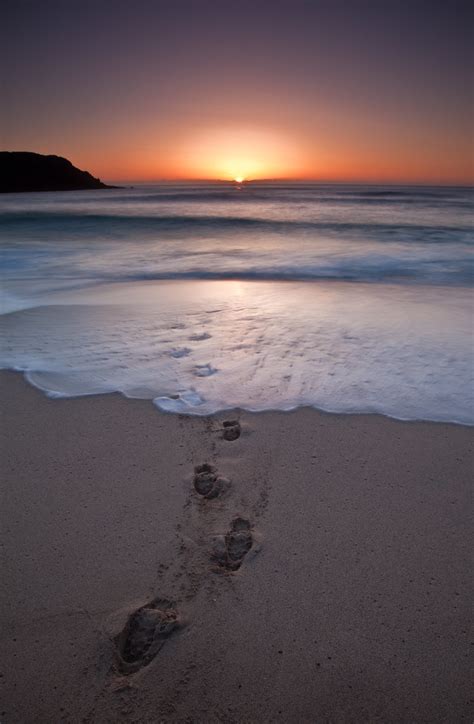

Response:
(2, 260), (471, 289)
(84, 266), (474, 285)
(98, 187), (473, 207)
(1, 210), (472, 244)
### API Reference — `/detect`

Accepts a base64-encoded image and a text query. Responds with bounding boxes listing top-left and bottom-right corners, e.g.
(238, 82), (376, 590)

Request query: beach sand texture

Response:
(0, 370), (472, 722)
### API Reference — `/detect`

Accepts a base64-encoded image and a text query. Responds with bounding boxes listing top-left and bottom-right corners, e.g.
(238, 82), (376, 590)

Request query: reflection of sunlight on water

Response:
(1, 279), (472, 424)
(230, 280), (247, 298)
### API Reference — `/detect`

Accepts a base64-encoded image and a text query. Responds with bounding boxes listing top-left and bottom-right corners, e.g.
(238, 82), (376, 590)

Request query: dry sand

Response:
(0, 370), (472, 722)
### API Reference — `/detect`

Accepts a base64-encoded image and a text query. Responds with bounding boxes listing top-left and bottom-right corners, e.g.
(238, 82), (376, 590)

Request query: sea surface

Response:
(1, 182), (472, 423)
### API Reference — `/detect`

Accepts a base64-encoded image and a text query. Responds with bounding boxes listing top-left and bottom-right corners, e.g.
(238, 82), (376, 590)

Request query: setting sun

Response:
(173, 126), (307, 180)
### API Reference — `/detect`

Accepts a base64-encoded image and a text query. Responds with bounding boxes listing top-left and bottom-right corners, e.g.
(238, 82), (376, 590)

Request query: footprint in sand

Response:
(222, 419), (241, 441)
(212, 517), (253, 572)
(115, 598), (178, 674)
(169, 347), (192, 358)
(193, 463), (228, 499)
(188, 332), (212, 341)
(194, 363), (217, 377)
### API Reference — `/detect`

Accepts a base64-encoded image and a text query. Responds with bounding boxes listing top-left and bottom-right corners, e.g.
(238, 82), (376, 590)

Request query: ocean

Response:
(1, 182), (472, 423)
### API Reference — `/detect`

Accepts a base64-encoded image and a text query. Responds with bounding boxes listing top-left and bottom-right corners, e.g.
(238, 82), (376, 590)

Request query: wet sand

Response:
(0, 370), (472, 722)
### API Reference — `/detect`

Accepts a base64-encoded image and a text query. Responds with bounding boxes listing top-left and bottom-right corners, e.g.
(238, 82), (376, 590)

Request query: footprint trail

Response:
(115, 598), (179, 675)
(222, 420), (241, 441)
(213, 517), (253, 572)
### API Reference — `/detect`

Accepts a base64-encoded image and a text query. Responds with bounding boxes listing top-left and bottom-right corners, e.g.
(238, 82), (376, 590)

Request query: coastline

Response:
(1, 369), (472, 721)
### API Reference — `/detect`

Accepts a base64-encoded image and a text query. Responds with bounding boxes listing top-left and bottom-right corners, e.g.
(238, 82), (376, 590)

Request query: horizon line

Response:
(3, 151), (472, 187)
(104, 177), (474, 188)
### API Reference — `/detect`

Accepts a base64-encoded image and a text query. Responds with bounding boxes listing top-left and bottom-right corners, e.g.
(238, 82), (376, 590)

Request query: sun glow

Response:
(174, 127), (305, 180)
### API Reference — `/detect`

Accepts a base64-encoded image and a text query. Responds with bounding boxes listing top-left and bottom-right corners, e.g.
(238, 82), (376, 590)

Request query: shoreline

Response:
(2, 277), (472, 425)
(5, 367), (474, 428)
(1, 369), (472, 722)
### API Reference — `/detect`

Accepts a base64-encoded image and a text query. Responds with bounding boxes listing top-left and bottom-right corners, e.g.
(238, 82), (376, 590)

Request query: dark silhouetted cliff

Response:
(0, 152), (118, 193)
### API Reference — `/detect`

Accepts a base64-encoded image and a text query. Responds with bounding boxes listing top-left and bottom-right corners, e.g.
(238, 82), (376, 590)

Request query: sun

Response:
(175, 126), (305, 180)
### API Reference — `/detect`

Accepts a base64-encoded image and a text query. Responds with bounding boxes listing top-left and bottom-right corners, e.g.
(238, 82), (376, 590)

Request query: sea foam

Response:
(1, 279), (472, 424)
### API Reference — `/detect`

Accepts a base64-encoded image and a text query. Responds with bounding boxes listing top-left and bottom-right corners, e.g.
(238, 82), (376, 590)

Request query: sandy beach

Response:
(3, 0), (473, 720)
(0, 369), (471, 722)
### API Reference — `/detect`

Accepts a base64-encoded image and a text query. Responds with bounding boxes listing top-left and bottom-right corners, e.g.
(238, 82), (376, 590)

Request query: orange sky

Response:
(77, 124), (474, 184)
(24, 113), (471, 185)
(2, 1), (473, 184)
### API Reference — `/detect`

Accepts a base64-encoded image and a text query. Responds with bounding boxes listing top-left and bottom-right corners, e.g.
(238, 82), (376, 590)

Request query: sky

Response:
(1, 0), (473, 183)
